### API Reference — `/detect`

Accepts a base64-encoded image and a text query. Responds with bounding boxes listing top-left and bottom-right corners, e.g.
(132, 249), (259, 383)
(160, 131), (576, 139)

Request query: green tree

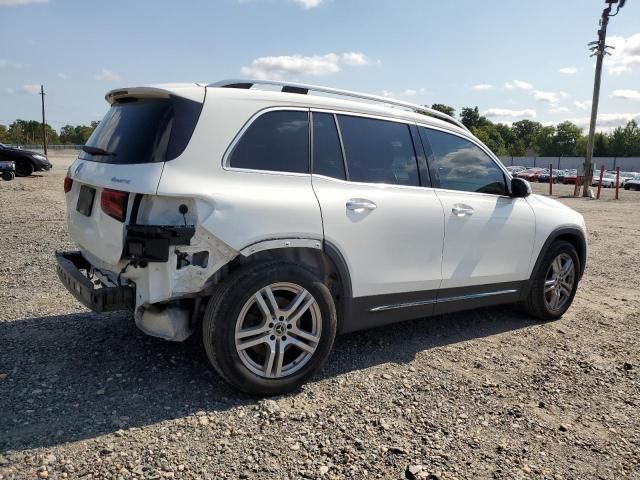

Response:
(472, 124), (507, 156)
(592, 133), (609, 157)
(459, 106), (489, 130)
(6, 119), (59, 145)
(554, 121), (582, 156)
(511, 120), (543, 153)
(533, 125), (556, 156)
(0, 124), (7, 143)
(430, 103), (455, 117)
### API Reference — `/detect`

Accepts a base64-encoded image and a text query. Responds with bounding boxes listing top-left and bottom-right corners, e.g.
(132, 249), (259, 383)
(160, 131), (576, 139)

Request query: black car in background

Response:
(0, 143), (51, 176)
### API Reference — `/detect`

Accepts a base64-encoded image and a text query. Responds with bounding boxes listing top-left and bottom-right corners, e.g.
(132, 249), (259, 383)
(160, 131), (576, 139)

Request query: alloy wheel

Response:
(234, 282), (322, 379)
(544, 253), (576, 312)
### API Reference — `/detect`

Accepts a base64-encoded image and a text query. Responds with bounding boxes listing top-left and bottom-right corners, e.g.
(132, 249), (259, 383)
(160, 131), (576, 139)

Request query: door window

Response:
(229, 110), (309, 173)
(421, 127), (507, 195)
(312, 113), (346, 180)
(337, 115), (419, 186)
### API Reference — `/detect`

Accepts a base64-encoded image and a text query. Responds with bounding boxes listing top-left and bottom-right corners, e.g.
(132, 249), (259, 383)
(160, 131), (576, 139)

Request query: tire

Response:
(1, 171), (14, 181)
(202, 261), (337, 395)
(522, 240), (580, 321)
(15, 160), (34, 177)
(624, 184), (630, 190)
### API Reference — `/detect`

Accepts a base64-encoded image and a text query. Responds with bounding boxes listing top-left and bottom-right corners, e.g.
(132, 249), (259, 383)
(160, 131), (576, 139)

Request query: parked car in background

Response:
(537, 169), (560, 184)
(591, 172), (622, 188)
(0, 160), (15, 181)
(57, 79), (588, 395)
(506, 166), (526, 176)
(562, 170), (579, 185)
(516, 168), (544, 182)
(0, 143), (51, 177)
(608, 171), (639, 186)
(623, 176), (640, 191)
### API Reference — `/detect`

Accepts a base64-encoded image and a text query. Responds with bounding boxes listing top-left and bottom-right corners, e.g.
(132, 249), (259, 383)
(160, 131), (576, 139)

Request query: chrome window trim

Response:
(222, 106), (311, 174)
(369, 289), (518, 312)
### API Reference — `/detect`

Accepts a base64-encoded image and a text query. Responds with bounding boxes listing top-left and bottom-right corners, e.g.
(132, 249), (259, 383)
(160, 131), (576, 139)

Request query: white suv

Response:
(57, 80), (587, 395)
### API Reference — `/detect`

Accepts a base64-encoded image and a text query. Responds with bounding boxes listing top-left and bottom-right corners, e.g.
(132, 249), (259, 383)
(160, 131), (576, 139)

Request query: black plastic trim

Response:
(125, 225), (195, 263)
(55, 251), (134, 312)
(527, 227), (587, 291)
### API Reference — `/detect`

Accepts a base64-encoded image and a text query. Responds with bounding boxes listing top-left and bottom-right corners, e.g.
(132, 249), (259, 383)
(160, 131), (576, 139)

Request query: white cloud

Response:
(20, 84), (40, 95)
(290, 0), (323, 8)
(381, 88), (425, 99)
(4, 87), (15, 94)
(573, 100), (591, 110)
(483, 108), (536, 119)
(341, 52), (368, 66)
(549, 107), (570, 113)
(559, 66), (577, 75)
(472, 84), (493, 91)
(607, 33), (640, 75)
(505, 80), (533, 90)
(240, 52), (368, 80)
(533, 89), (568, 105)
(95, 69), (121, 81)
(58, 73), (67, 79)
(0, 0), (47, 5)
(612, 89), (640, 100)
(0, 59), (26, 69)
(568, 112), (640, 132)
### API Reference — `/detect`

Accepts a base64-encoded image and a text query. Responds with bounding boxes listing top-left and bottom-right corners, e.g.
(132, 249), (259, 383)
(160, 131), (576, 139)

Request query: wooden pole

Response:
(40, 85), (48, 155)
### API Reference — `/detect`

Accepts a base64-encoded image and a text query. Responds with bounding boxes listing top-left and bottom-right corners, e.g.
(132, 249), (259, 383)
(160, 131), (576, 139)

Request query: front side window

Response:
(337, 115), (419, 186)
(229, 110), (309, 173)
(421, 128), (507, 195)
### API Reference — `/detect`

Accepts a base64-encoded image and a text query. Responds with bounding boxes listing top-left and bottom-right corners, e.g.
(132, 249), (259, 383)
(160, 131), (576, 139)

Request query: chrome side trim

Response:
(437, 289), (518, 303)
(370, 299), (437, 312)
(369, 289), (518, 313)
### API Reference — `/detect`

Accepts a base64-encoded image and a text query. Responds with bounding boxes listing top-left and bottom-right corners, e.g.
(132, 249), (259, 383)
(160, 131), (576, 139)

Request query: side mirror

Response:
(511, 177), (531, 198)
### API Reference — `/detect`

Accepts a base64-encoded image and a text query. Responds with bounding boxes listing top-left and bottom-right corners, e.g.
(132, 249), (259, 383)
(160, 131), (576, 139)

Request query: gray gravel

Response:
(1, 155), (639, 479)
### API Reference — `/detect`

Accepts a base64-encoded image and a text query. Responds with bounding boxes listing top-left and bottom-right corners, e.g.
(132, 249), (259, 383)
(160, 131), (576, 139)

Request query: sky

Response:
(1, 0), (639, 133)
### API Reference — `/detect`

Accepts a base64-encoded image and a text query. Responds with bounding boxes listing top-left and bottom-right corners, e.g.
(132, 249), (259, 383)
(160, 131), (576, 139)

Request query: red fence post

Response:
(574, 175), (579, 196)
(549, 163), (553, 196)
(616, 166), (620, 200)
(596, 165), (605, 200)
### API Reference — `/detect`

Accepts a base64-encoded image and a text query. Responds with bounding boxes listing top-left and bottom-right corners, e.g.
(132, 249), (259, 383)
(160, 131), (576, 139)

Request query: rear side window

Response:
(337, 115), (419, 186)
(312, 113), (345, 180)
(229, 110), (309, 173)
(79, 96), (202, 165)
(421, 127), (507, 195)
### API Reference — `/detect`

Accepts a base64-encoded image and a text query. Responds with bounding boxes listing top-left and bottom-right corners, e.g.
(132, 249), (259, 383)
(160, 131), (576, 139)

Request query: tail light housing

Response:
(63, 176), (73, 193)
(101, 188), (129, 222)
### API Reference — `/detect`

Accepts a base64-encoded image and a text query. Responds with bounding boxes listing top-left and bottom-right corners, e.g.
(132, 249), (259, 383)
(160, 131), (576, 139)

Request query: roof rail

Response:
(207, 79), (468, 132)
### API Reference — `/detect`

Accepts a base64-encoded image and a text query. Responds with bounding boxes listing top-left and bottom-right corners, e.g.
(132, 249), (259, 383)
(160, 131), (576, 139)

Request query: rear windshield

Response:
(79, 95), (203, 164)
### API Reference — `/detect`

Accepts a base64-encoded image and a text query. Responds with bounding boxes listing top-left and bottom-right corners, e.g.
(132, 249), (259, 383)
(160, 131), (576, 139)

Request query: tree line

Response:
(2, 109), (640, 157)
(430, 104), (640, 157)
(0, 120), (99, 146)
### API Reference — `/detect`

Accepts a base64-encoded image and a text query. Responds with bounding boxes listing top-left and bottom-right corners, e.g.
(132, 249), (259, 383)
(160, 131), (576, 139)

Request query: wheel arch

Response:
(210, 239), (353, 333)
(529, 227), (587, 289)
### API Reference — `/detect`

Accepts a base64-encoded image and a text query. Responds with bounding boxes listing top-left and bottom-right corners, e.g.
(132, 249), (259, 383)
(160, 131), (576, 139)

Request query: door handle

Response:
(451, 204), (474, 217)
(346, 198), (377, 212)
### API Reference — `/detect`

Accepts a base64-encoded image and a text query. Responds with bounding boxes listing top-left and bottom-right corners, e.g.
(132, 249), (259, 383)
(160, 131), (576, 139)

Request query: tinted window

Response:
(230, 111), (309, 173)
(312, 113), (345, 180)
(338, 115), (419, 186)
(422, 128), (507, 195)
(79, 96), (202, 165)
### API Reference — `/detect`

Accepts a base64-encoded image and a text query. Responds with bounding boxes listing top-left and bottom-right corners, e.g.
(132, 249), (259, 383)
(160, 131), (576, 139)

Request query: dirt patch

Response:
(1, 157), (639, 479)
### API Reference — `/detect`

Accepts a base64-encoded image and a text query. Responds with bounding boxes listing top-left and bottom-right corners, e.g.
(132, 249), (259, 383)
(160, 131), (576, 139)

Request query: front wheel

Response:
(14, 160), (34, 177)
(522, 241), (580, 321)
(202, 261), (337, 395)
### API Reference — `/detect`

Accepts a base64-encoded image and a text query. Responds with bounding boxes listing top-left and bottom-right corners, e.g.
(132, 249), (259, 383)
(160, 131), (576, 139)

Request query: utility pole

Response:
(40, 84), (48, 155)
(581, 0), (626, 197)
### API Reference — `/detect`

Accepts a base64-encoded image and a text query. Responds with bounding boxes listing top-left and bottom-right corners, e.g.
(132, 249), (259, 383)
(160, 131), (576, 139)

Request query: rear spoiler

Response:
(105, 84), (205, 105)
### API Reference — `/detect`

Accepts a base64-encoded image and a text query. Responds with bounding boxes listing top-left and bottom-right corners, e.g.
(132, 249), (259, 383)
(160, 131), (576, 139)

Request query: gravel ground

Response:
(1, 154), (639, 479)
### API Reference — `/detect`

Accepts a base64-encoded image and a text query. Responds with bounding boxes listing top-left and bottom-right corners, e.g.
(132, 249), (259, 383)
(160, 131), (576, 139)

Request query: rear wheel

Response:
(202, 261), (337, 395)
(522, 241), (580, 321)
(15, 160), (34, 177)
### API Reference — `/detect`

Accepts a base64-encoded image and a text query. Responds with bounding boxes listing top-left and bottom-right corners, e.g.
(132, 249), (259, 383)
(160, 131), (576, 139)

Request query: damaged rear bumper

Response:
(55, 251), (135, 312)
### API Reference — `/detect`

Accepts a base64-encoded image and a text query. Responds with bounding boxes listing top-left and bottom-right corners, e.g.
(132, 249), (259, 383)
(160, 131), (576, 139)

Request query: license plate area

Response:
(76, 185), (96, 217)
